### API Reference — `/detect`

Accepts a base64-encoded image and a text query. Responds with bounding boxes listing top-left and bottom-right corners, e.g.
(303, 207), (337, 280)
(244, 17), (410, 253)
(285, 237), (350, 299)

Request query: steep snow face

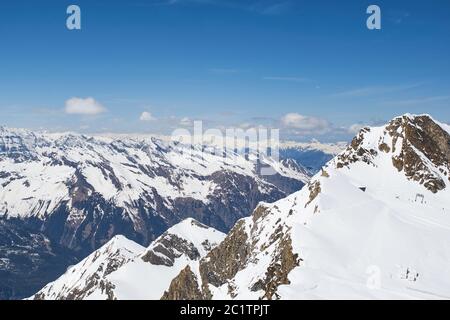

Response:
(31, 219), (225, 300)
(32, 235), (145, 300)
(164, 115), (450, 300)
(0, 127), (309, 252)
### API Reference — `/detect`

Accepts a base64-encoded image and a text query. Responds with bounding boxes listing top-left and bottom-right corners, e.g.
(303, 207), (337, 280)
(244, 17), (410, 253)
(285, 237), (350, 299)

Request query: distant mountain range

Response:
(279, 140), (346, 174)
(0, 127), (341, 299)
(28, 114), (450, 300)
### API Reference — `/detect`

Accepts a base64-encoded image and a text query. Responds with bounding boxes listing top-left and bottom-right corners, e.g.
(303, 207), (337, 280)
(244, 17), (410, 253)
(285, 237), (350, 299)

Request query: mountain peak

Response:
(140, 218), (226, 266)
(31, 219), (226, 300)
(335, 114), (450, 193)
(162, 114), (450, 300)
(31, 235), (144, 300)
(102, 235), (145, 255)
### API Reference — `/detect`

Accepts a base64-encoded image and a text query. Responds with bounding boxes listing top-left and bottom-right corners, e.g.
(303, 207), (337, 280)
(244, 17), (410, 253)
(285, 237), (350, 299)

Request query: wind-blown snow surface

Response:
(175, 115), (450, 300)
(31, 219), (225, 300)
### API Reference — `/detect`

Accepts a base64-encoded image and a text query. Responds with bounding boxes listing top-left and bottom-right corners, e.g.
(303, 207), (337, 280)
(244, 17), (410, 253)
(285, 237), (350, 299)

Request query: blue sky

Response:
(0, 0), (449, 141)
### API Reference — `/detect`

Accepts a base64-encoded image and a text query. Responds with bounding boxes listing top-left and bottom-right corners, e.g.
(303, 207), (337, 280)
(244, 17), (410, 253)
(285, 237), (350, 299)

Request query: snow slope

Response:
(31, 235), (144, 300)
(164, 114), (450, 300)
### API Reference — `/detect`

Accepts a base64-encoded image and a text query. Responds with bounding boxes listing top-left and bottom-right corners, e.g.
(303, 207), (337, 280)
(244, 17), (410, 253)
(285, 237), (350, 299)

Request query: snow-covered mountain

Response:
(31, 219), (225, 300)
(0, 127), (310, 299)
(32, 235), (144, 300)
(163, 114), (450, 300)
(0, 126), (309, 250)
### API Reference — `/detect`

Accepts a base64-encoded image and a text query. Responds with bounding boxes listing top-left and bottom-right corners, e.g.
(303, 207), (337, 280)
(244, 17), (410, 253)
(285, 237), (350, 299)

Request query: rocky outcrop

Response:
(141, 233), (200, 267)
(386, 115), (450, 193)
(336, 127), (378, 169)
(335, 115), (450, 193)
(199, 220), (250, 299)
(251, 235), (300, 300)
(305, 180), (321, 208)
(163, 205), (301, 300)
(161, 266), (203, 300)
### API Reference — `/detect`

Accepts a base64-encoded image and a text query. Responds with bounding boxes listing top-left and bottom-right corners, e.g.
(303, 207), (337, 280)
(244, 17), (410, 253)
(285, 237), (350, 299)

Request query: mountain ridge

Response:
(31, 218), (225, 300)
(1, 126), (312, 299)
(162, 114), (450, 300)
(0, 126), (309, 251)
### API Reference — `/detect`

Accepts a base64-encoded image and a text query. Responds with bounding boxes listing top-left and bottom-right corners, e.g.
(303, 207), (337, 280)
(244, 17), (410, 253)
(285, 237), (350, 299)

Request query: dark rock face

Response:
(305, 180), (321, 208)
(161, 266), (203, 300)
(387, 115), (450, 193)
(335, 115), (450, 194)
(0, 219), (79, 300)
(159, 219), (253, 300)
(142, 233), (200, 267)
(251, 234), (300, 300)
(162, 205), (301, 300)
(199, 220), (250, 296)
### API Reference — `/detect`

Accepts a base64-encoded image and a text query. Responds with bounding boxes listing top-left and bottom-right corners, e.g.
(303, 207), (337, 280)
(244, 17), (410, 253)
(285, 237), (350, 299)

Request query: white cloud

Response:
(239, 122), (252, 129)
(281, 113), (330, 133)
(139, 111), (156, 121)
(179, 117), (192, 126)
(65, 97), (106, 115)
(348, 123), (366, 135)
